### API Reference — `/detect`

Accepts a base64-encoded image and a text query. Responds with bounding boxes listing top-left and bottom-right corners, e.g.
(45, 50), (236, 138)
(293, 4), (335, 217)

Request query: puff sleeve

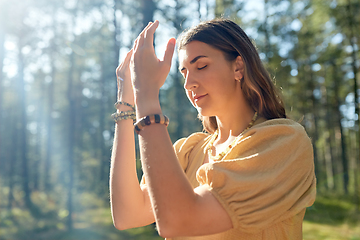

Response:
(173, 132), (208, 172)
(140, 132), (208, 186)
(196, 119), (316, 233)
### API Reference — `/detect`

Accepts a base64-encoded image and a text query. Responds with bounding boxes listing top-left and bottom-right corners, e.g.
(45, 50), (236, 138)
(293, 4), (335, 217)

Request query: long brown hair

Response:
(177, 18), (286, 133)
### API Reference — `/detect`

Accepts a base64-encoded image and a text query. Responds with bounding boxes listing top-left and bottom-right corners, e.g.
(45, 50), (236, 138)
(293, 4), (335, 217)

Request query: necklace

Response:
(207, 112), (258, 161)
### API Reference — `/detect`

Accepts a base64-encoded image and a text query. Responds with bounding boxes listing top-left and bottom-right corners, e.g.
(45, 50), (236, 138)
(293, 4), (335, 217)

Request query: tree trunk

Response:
(7, 107), (17, 210)
(263, 0), (271, 62)
(66, 49), (76, 231)
(33, 76), (45, 191)
(346, 0), (360, 208)
(45, 41), (56, 193)
(174, 61), (185, 139)
(197, 0), (201, 20)
(0, 6), (5, 172)
(172, 0), (190, 139)
(332, 62), (349, 194)
(17, 35), (32, 210)
(324, 64), (337, 190)
(99, 51), (108, 185)
(140, 0), (156, 28)
(302, 42), (321, 182)
(324, 130), (334, 189)
(309, 73), (321, 183)
(113, 0), (121, 96)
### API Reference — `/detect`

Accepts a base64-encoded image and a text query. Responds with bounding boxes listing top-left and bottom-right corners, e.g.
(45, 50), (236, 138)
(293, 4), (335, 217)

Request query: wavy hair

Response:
(177, 18), (286, 133)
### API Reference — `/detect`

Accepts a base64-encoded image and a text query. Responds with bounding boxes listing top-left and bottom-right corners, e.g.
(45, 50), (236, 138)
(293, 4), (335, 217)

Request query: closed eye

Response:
(197, 65), (207, 70)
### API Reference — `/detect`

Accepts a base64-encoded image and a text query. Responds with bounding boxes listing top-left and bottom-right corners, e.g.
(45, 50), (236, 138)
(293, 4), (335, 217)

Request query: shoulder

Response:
(252, 118), (308, 134)
(173, 132), (210, 171)
(173, 132), (210, 153)
(196, 119), (316, 231)
(224, 117), (313, 166)
(245, 118), (311, 147)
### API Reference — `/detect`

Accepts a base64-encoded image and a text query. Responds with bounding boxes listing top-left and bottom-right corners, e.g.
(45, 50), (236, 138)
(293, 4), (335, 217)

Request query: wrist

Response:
(118, 96), (135, 106)
(135, 98), (162, 119)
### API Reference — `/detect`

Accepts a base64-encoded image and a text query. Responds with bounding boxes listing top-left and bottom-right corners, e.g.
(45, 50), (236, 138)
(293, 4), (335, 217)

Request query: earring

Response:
(236, 76), (244, 82)
(237, 76), (244, 89)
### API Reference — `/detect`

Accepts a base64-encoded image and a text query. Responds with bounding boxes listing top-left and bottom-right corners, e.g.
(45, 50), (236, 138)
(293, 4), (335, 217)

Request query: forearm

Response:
(136, 100), (199, 234)
(136, 98), (232, 237)
(109, 122), (141, 228)
(110, 105), (154, 228)
(138, 126), (196, 213)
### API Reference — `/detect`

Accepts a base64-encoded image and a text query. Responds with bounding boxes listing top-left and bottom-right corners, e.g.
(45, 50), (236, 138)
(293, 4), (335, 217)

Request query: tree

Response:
(0, 0), (7, 180)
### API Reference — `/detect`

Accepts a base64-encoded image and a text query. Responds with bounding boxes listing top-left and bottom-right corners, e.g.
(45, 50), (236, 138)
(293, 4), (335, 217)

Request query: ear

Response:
(233, 56), (245, 81)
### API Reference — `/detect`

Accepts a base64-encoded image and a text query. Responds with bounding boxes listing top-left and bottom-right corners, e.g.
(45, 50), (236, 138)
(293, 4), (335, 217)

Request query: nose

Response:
(183, 72), (198, 91)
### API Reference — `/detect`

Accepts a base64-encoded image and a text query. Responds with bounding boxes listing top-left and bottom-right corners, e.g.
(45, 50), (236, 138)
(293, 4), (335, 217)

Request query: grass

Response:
(303, 221), (360, 240)
(0, 207), (162, 240)
(303, 193), (360, 240)
(1, 193), (359, 240)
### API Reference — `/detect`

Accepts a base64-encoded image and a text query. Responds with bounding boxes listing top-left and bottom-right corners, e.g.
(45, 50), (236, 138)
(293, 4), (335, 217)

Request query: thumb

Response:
(163, 38), (176, 66)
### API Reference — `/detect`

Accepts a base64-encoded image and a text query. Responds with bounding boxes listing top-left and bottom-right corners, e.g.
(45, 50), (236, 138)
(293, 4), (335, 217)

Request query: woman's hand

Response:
(116, 49), (134, 105)
(130, 20), (176, 104)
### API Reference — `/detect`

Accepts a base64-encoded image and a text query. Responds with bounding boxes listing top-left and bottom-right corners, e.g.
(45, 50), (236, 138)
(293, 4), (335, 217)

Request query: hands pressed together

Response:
(111, 20), (234, 237)
(116, 20), (176, 114)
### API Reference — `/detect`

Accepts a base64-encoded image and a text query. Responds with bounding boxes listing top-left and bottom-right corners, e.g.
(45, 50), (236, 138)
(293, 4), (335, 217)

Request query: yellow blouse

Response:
(146, 118), (316, 240)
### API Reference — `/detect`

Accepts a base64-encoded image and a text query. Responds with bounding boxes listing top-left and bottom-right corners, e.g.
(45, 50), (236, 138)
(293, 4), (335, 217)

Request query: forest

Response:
(0, 0), (359, 239)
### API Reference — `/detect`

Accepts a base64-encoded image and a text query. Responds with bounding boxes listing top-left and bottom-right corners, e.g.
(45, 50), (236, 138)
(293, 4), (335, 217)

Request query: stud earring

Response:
(236, 76), (243, 82)
(237, 76), (244, 89)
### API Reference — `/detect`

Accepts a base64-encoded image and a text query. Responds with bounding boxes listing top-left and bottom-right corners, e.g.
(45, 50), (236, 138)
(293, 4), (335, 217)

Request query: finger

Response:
(162, 38), (176, 66)
(117, 49), (133, 76)
(123, 48), (133, 66)
(137, 21), (153, 48)
(144, 20), (159, 47)
(133, 37), (140, 52)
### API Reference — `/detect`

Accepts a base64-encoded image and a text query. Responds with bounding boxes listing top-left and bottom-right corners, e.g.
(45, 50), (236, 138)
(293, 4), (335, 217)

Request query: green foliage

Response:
(305, 193), (360, 225)
(0, 0), (359, 238)
(0, 203), (161, 240)
(2, 194), (360, 240)
(304, 193), (360, 239)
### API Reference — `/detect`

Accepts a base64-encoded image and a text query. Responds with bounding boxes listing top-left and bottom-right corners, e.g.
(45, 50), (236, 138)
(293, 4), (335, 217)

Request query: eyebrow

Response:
(179, 55), (208, 71)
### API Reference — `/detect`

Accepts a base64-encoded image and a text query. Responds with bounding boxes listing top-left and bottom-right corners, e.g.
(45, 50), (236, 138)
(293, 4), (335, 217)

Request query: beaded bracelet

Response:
(134, 114), (169, 134)
(114, 101), (136, 111)
(111, 110), (136, 122)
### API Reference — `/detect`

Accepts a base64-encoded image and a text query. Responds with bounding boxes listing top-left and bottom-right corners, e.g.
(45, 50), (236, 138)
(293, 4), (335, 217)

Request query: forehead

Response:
(178, 41), (220, 63)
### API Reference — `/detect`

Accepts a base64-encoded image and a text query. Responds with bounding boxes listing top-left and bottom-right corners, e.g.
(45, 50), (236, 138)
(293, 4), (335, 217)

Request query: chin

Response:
(196, 107), (212, 117)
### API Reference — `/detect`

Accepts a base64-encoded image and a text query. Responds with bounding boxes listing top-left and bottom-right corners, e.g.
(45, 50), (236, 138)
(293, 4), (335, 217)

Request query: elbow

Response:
(113, 223), (130, 231)
(112, 217), (128, 231)
(157, 224), (175, 238)
(113, 222), (125, 231)
(155, 217), (184, 238)
(113, 218), (137, 231)
(112, 213), (134, 231)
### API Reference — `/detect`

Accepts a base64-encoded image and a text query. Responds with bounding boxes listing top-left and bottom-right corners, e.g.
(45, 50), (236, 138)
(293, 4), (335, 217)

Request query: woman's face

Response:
(178, 41), (243, 117)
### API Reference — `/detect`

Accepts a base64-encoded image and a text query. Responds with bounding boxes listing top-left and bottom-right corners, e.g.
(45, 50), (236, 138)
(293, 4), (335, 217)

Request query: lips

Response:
(193, 94), (207, 103)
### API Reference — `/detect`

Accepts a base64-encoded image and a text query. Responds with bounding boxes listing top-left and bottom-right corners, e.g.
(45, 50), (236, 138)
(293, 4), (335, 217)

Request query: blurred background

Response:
(0, 0), (359, 239)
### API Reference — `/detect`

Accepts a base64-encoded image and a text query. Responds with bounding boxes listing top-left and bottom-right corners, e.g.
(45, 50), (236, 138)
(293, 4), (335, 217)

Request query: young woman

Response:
(109, 19), (316, 240)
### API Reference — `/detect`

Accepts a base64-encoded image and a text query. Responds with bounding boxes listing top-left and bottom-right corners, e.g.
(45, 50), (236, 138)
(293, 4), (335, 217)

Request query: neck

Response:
(215, 104), (255, 145)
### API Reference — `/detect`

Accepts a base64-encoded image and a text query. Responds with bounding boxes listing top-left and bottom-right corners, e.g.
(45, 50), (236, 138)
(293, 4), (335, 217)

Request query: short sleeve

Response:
(173, 132), (209, 172)
(140, 132), (208, 187)
(196, 119), (316, 233)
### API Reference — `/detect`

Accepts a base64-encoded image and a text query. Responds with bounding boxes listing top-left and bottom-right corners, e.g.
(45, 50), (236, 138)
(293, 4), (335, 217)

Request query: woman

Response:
(110, 19), (316, 240)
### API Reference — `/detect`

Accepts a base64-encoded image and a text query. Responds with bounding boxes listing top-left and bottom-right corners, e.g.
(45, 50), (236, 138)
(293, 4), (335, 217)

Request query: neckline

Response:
(206, 112), (258, 161)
